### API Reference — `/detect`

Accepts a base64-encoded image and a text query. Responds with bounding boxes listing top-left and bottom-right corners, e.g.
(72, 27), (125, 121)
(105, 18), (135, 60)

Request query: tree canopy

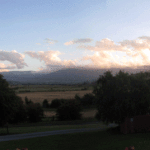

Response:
(93, 70), (150, 125)
(0, 74), (24, 126)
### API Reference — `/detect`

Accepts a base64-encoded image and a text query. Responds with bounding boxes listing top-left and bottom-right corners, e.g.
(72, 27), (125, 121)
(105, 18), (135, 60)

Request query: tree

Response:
(42, 99), (49, 108)
(50, 99), (65, 108)
(93, 70), (150, 125)
(27, 103), (44, 123)
(0, 74), (26, 126)
(74, 93), (96, 108)
(25, 96), (33, 105)
(56, 99), (82, 121)
(9, 97), (28, 124)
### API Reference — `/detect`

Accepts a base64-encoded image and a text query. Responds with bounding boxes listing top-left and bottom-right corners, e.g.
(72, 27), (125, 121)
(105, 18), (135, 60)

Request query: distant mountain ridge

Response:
(1, 67), (150, 85)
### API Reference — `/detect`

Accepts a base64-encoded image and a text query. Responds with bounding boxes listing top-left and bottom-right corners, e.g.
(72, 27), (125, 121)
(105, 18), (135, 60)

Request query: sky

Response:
(1, 0), (150, 73)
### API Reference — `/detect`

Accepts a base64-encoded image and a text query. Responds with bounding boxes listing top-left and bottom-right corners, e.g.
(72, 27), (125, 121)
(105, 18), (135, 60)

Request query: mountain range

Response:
(0, 67), (150, 85)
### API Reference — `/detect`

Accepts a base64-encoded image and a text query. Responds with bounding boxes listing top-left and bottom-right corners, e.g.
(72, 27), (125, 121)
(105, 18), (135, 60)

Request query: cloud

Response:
(0, 50), (27, 69)
(78, 38), (126, 51)
(25, 50), (77, 72)
(25, 36), (150, 72)
(0, 63), (16, 70)
(0, 69), (9, 72)
(64, 38), (93, 46)
(80, 36), (150, 69)
(36, 43), (41, 45)
(44, 38), (58, 45)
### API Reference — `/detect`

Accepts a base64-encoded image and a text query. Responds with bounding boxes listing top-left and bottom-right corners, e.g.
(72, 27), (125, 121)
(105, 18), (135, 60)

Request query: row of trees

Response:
(42, 93), (96, 109)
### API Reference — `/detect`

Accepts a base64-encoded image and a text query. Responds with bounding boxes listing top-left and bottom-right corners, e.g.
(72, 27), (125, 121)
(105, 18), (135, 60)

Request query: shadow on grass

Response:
(105, 126), (121, 135)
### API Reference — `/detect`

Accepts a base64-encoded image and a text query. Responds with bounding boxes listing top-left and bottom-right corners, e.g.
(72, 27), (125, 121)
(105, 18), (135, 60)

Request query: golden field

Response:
(17, 90), (93, 105)
(44, 109), (97, 118)
(17, 90), (97, 118)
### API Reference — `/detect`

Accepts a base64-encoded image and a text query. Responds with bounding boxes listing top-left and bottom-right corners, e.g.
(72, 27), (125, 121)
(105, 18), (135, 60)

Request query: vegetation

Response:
(1, 127), (150, 150)
(25, 96), (33, 105)
(2, 69), (150, 133)
(17, 90), (93, 106)
(75, 93), (96, 108)
(10, 84), (94, 93)
(0, 122), (106, 136)
(56, 99), (82, 121)
(49, 99), (66, 108)
(42, 99), (49, 108)
(26, 103), (44, 123)
(0, 74), (27, 126)
(93, 70), (150, 125)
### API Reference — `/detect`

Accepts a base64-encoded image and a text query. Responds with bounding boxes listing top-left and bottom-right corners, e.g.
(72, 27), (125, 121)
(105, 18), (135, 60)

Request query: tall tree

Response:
(0, 74), (24, 126)
(93, 70), (150, 125)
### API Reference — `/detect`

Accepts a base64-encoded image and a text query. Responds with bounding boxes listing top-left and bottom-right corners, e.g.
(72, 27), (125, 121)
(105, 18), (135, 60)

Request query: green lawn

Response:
(1, 126), (150, 150)
(0, 122), (108, 136)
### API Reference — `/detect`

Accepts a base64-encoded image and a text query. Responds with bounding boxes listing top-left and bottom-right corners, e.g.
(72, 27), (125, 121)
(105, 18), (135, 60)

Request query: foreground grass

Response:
(1, 126), (150, 150)
(0, 122), (108, 136)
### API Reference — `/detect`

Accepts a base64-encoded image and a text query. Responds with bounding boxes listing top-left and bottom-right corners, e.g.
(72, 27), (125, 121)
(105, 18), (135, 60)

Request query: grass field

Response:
(0, 121), (107, 136)
(11, 84), (94, 93)
(17, 90), (93, 105)
(1, 126), (150, 150)
(44, 108), (97, 118)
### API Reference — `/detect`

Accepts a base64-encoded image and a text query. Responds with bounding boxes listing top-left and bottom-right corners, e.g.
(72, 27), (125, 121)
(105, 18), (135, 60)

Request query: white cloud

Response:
(36, 43), (41, 45)
(0, 69), (9, 72)
(25, 50), (77, 72)
(78, 38), (126, 52)
(79, 36), (150, 69)
(44, 38), (58, 45)
(0, 63), (16, 69)
(0, 50), (27, 69)
(23, 36), (150, 72)
(64, 38), (93, 45)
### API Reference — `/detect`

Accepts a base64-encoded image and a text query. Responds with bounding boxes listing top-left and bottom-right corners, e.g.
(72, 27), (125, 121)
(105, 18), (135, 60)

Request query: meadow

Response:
(13, 84), (95, 118)
(0, 84), (100, 138)
(10, 84), (94, 93)
(1, 126), (150, 150)
(17, 90), (93, 105)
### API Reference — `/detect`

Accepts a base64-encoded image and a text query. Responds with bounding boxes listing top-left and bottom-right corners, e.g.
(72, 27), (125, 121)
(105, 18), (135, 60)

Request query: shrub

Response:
(81, 93), (96, 106)
(50, 99), (65, 108)
(42, 99), (49, 108)
(75, 93), (96, 108)
(26, 103), (44, 123)
(56, 99), (82, 121)
(74, 94), (81, 101)
(25, 96), (33, 105)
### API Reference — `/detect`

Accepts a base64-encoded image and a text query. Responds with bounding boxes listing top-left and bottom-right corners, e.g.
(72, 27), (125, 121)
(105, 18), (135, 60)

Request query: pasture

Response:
(17, 90), (93, 105)
(10, 84), (94, 93)
(16, 89), (96, 118)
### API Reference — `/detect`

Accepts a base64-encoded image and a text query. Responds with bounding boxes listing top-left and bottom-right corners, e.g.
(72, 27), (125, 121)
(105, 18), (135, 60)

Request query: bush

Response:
(81, 93), (96, 106)
(56, 99), (82, 121)
(42, 99), (49, 108)
(50, 99), (66, 108)
(26, 103), (44, 123)
(25, 96), (33, 105)
(75, 93), (96, 108)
